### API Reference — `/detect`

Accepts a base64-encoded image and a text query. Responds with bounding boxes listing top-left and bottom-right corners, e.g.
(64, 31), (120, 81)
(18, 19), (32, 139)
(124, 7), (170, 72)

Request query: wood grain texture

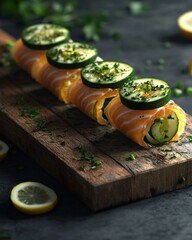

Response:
(0, 32), (192, 211)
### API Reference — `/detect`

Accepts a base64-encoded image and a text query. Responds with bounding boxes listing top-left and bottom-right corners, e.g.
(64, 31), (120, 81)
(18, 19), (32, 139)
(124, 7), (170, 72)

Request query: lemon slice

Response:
(178, 11), (192, 39)
(0, 140), (9, 161)
(10, 182), (58, 215)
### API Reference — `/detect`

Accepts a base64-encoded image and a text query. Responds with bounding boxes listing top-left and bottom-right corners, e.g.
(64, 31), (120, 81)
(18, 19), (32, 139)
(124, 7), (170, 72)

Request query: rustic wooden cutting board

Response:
(0, 30), (192, 211)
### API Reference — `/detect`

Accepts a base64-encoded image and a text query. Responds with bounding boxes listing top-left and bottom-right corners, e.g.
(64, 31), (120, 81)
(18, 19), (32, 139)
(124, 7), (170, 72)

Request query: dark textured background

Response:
(1, 1), (192, 239)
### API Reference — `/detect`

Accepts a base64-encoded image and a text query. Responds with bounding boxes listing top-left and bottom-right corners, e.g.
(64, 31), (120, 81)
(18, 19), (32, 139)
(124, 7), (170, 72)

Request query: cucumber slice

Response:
(120, 78), (171, 110)
(102, 97), (115, 120)
(46, 42), (98, 69)
(22, 24), (70, 50)
(81, 61), (134, 89)
(145, 133), (160, 145)
(149, 113), (179, 143)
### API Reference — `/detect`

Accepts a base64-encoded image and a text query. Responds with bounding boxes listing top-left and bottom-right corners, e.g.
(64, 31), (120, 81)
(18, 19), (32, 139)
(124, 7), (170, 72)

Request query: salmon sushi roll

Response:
(69, 77), (119, 124)
(73, 60), (134, 124)
(11, 23), (70, 78)
(106, 78), (186, 148)
(33, 42), (99, 104)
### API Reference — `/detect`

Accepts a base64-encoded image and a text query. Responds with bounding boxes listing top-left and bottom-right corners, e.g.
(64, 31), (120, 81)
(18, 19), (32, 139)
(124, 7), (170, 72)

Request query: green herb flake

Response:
(128, 1), (151, 16)
(164, 41), (172, 49)
(79, 165), (86, 172)
(189, 135), (192, 142)
(173, 88), (183, 97)
(82, 11), (109, 41)
(169, 153), (176, 159)
(34, 118), (52, 133)
(158, 58), (165, 65)
(111, 32), (121, 43)
(185, 87), (192, 96)
(21, 107), (39, 119)
(127, 153), (136, 161)
(175, 81), (184, 89)
(0, 232), (11, 239)
(75, 146), (102, 171)
(177, 176), (186, 184)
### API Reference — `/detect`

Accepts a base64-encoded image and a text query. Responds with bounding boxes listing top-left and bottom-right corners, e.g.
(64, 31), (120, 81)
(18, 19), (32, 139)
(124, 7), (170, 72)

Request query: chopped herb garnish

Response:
(158, 58), (165, 65)
(175, 81), (184, 90)
(164, 41), (172, 49)
(111, 32), (121, 43)
(128, 1), (151, 16)
(79, 165), (86, 172)
(0, 232), (11, 239)
(127, 153), (136, 161)
(75, 146), (101, 171)
(34, 118), (52, 133)
(82, 11), (109, 41)
(173, 88), (183, 97)
(189, 135), (192, 142)
(21, 107), (39, 119)
(185, 87), (192, 96)
(177, 176), (186, 184)
(169, 153), (176, 159)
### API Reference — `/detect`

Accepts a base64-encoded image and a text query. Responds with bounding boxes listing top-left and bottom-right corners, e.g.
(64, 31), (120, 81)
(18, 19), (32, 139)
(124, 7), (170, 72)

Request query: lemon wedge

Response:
(0, 140), (9, 161)
(10, 182), (58, 215)
(178, 11), (192, 39)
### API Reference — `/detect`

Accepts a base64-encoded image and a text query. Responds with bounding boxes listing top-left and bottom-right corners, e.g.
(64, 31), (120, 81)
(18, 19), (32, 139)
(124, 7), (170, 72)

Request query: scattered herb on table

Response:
(81, 11), (109, 41)
(16, 97), (40, 119)
(172, 82), (192, 97)
(76, 146), (102, 170)
(34, 118), (52, 133)
(158, 58), (165, 70)
(169, 153), (176, 159)
(111, 32), (121, 43)
(185, 87), (192, 96)
(127, 1), (151, 16)
(127, 153), (136, 161)
(173, 88), (183, 97)
(0, 232), (11, 240)
(177, 176), (186, 184)
(163, 41), (172, 49)
(79, 164), (86, 172)
(0, 0), (110, 42)
(21, 107), (39, 119)
(189, 135), (192, 142)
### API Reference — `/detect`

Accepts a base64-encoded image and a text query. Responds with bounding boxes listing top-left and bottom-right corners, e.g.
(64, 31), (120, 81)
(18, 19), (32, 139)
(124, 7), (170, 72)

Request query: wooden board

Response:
(1, 31), (192, 211)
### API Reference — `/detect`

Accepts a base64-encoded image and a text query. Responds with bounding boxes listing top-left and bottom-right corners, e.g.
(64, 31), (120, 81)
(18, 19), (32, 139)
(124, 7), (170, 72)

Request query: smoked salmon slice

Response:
(69, 78), (119, 124)
(32, 55), (81, 104)
(105, 96), (186, 148)
(11, 38), (45, 77)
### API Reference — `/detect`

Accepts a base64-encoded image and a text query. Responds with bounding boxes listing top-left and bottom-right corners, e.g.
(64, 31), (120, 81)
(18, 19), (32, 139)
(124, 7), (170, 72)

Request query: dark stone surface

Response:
(1, 1), (192, 239)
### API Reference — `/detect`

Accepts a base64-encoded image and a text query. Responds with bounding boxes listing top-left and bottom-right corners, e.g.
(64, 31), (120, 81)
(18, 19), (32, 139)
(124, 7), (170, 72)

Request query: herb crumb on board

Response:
(75, 146), (102, 171)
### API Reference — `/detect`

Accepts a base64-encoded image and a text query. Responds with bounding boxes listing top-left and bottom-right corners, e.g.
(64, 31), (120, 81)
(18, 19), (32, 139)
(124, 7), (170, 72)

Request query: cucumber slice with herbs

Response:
(46, 42), (98, 69)
(120, 78), (171, 110)
(81, 61), (134, 88)
(22, 24), (70, 50)
(147, 113), (179, 144)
